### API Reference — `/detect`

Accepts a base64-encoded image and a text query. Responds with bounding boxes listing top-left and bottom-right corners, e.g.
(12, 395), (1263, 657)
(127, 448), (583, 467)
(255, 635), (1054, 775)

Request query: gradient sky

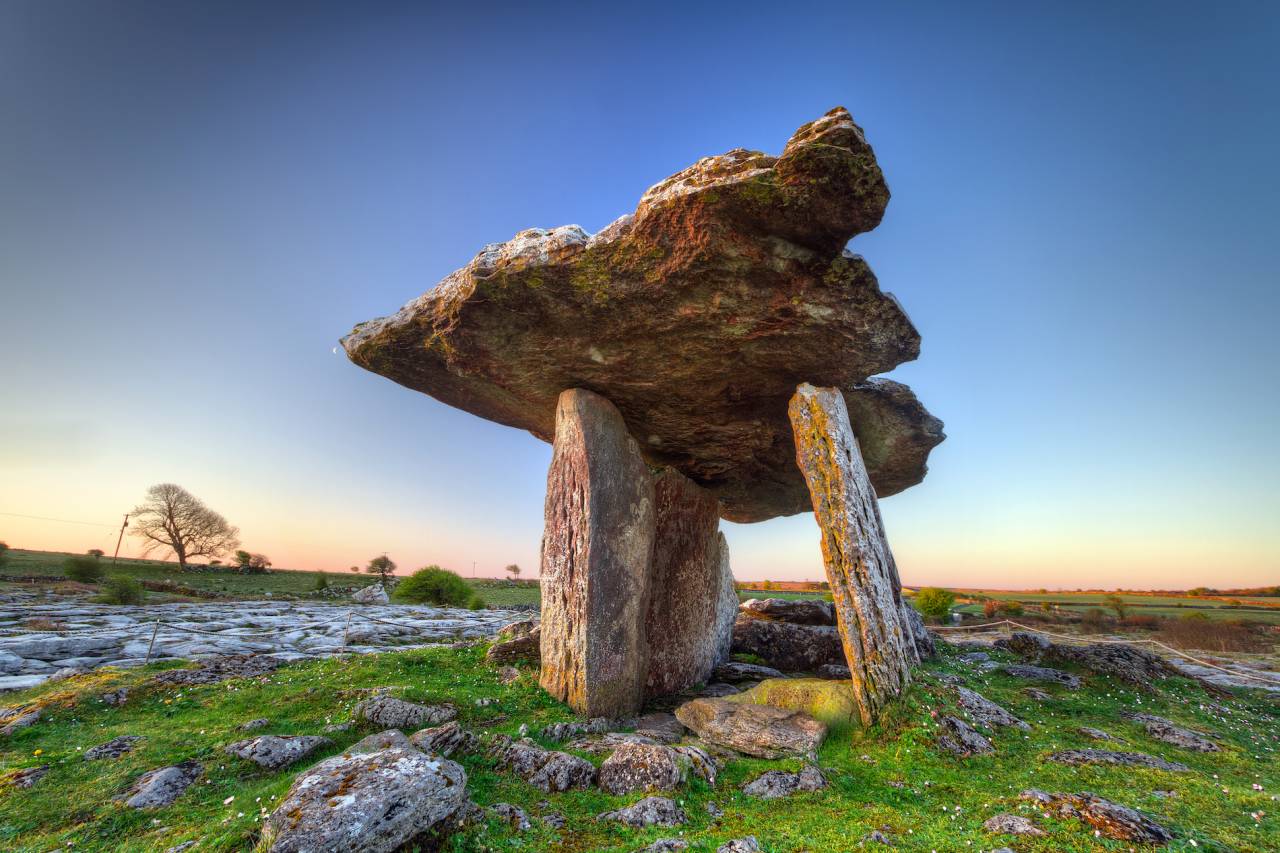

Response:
(2, 1), (1277, 588)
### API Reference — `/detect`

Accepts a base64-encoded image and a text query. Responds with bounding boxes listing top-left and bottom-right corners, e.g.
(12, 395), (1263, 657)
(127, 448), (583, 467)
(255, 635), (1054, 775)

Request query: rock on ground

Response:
(983, 813), (1043, 836)
(675, 697), (826, 758)
(731, 616), (844, 672)
(225, 735), (331, 770)
(488, 803), (531, 831)
(410, 721), (478, 757)
(340, 107), (942, 524)
(1047, 749), (1188, 772)
(347, 729), (415, 754)
(634, 711), (686, 743)
(717, 839), (762, 853)
(714, 661), (784, 682)
(352, 583), (390, 605)
(729, 677), (862, 727)
(598, 742), (686, 795)
(640, 840), (689, 852)
(936, 715), (993, 757)
(789, 383), (922, 726)
(1078, 726), (1116, 741)
(1021, 789), (1173, 844)
(487, 735), (597, 792)
(120, 760), (202, 809)
(0, 705), (40, 736)
(8, 764), (49, 788)
(955, 686), (1029, 731)
(816, 663), (852, 680)
(1000, 664), (1081, 689)
(539, 388), (655, 719)
(996, 632), (1181, 685)
(487, 626), (541, 665)
(85, 735), (144, 761)
(239, 717), (269, 731)
(741, 765), (827, 799)
(596, 796), (687, 828)
(353, 695), (456, 729)
(740, 598), (835, 626)
(1122, 711), (1219, 752)
(262, 748), (467, 853)
(151, 655), (283, 687)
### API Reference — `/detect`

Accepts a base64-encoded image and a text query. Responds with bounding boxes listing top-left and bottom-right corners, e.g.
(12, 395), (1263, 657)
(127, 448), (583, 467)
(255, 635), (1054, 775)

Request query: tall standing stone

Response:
(788, 383), (915, 726)
(645, 469), (738, 698)
(540, 388), (655, 718)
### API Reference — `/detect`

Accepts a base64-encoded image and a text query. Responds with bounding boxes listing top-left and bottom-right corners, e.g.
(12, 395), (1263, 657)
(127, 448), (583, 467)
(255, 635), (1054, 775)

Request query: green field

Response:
(1, 635), (1276, 851)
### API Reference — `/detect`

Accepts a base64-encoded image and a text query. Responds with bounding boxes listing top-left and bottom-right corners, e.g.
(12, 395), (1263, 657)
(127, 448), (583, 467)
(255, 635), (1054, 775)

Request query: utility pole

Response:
(111, 513), (129, 567)
(472, 561), (476, 578)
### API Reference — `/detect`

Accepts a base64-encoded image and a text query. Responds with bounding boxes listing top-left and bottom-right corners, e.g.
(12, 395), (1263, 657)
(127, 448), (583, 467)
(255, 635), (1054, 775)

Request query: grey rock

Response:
(239, 717), (270, 731)
(1048, 749), (1189, 772)
(486, 626), (541, 665)
(639, 840), (689, 852)
(982, 813), (1044, 836)
(151, 654), (283, 686)
(599, 742), (686, 795)
(262, 748), (467, 853)
(740, 597), (836, 626)
(85, 735), (143, 761)
(498, 665), (520, 684)
(816, 663), (852, 680)
(121, 760), (202, 809)
(996, 631), (1181, 686)
(0, 705), (41, 736)
(863, 830), (892, 845)
(1026, 790), (1173, 843)
(634, 712), (686, 744)
(1000, 664), (1081, 689)
(957, 652), (990, 664)
(596, 796), (687, 828)
(675, 697), (827, 759)
(1023, 687), (1052, 700)
(731, 616), (843, 672)
(706, 800), (724, 818)
(955, 686), (1029, 731)
(717, 838), (761, 853)
(352, 583), (390, 604)
(347, 729), (415, 754)
(541, 811), (566, 829)
(1122, 711), (1219, 752)
(99, 688), (129, 706)
(489, 802), (531, 831)
(225, 735), (331, 769)
(936, 715), (993, 757)
(10, 764), (49, 788)
(699, 683), (742, 697)
(410, 721), (477, 757)
(1078, 726), (1116, 741)
(713, 661), (785, 682)
(741, 765), (827, 799)
(353, 695), (456, 730)
(488, 735), (596, 792)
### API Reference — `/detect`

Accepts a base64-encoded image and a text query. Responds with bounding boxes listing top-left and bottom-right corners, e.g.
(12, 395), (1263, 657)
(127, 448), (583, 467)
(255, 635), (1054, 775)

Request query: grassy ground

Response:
(1, 640), (1276, 851)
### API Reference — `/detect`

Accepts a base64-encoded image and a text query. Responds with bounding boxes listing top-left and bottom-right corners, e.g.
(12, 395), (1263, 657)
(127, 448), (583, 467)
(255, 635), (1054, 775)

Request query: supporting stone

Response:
(539, 388), (655, 718)
(644, 469), (738, 698)
(787, 382), (915, 726)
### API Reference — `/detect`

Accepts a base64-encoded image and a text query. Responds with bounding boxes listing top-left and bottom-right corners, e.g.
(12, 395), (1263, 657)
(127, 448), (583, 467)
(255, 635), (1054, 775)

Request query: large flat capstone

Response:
(342, 108), (943, 522)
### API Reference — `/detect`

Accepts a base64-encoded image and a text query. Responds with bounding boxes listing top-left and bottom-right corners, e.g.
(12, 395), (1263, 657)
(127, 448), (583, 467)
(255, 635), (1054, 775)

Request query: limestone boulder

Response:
(539, 388), (655, 718)
(1021, 790), (1173, 844)
(353, 696), (456, 730)
(741, 765), (827, 799)
(729, 677), (862, 728)
(645, 469), (738, 698)
(731, 616), (843, 672)
(342, 108), (943, 523)
(352, 584), (390, 605)
(120, 760), (202, 809)
(225, 735), (331, 770)
(740, 597), (836, 626)
(596, 796), (687, 828)
(597, 742), (686, 795)
(261, 748), (467, 853)
(674, 697), (826, 758)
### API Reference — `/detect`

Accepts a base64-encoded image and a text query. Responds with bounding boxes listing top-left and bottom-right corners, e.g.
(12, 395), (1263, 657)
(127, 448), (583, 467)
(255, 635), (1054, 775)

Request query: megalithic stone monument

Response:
(341, 107), (945, 721)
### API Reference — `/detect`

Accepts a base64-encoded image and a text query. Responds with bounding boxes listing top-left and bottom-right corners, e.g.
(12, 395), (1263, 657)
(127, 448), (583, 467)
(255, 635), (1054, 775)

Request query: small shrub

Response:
(0, 541), (8, 569)
(982, 600), (999, 619)
(998, 600), (1024, 617)
(467, 595), (486, 610)
(313, 573), (329, 591)
(24, 617), (63, 631)
(394, 565), (473, 606)
(1120, 615), (1161, 630)
(63, 556), (104, 583)
(1081, 607), (1109, 627)
(913, 587), (956, 623)
(100, 575), (145, 605)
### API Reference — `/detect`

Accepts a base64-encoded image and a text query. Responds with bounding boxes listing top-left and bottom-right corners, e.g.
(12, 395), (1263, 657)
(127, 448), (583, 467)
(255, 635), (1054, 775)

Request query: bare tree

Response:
(504, 563), (521, 580)
(130, 483), (239, 571)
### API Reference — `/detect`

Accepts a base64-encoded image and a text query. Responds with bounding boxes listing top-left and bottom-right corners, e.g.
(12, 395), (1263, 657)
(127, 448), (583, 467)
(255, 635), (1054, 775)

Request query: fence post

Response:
(342, 611), (353, 647)
(144, 619), (161, 665)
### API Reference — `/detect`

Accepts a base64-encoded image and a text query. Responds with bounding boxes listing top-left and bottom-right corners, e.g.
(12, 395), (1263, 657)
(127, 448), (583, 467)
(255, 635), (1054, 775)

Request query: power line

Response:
(0, 511), (118, 528)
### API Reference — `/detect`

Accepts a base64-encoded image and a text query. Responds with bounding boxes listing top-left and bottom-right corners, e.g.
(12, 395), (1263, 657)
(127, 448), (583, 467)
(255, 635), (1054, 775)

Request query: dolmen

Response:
(343, 107), (944, 723)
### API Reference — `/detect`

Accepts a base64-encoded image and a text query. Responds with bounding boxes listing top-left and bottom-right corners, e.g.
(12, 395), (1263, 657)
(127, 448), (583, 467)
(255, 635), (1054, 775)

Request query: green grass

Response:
(1, 642), (1275, 851)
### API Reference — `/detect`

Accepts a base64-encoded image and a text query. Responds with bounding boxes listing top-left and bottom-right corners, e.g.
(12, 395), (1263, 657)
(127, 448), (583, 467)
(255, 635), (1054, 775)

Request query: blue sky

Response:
(2, 1), (1277, 587)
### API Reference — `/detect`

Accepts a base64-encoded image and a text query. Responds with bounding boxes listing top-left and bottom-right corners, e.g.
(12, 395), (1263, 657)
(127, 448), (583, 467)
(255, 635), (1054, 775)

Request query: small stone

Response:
(498, 666), (520, 685)
(347, 729), (415, 754)
(99, 688), (129, 706)
(982, 813), (1044, 836)
(1122, 711), (1219, 752)
(1077, 726), (1115, 741)
(1029, 790), (1173, 843)
(741, 765), (827, 799)
(410, 721), (478, 757)
(541, 812), (566, 829)
(717, 838), (761, 853)
(706, 801), (724, 818)
(9, 764), (49, 789)
(85, 735), (143, 761)
(698, 683), (742, 698)
(1000, 664), (1081, 689)
(863, 830), (892, 845)
(1024, 687), (1052, 700)
(0, 705), (41, 736)
(224, 735), (331, 770)
(488, 803), (531, 831)
(239, 718), (270, 731)
(120, 760), (202, 809)
(713, 661), (785, 682)
(639, 840), (689, 852)
(1048, 749), (1189, 772)
(815, 663), (851, 680)
(596, 796), (687, 828)
(488, 736), (596, 792)
(936, 715), (993, 757)
(955, 686), (1029, 731)
(353, 696), (456, 730)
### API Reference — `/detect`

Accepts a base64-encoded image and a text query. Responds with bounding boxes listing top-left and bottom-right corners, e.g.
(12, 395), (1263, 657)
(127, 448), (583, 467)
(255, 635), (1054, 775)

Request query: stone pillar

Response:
(539, 388), (655, 719)
(788, 382), (915, 726)
(644, 469), (738, 698)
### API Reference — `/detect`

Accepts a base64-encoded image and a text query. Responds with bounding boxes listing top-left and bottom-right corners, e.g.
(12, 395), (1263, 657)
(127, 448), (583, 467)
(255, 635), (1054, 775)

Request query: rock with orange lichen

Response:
(342, 108), (942, 523)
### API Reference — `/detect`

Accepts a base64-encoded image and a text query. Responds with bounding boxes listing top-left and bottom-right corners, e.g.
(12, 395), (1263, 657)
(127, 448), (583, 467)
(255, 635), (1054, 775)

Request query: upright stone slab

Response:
(788, 383), (915, 726)
(540, 388), (655, 718)
(644, 469), (738, 698)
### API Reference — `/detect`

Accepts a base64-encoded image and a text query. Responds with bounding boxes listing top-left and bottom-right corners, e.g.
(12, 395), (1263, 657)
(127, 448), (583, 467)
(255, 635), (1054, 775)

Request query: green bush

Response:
(64, 556), (104, 583)
(467, 594), (486, 610)
(313, 573), (329, 591)
(998, 600), (1024, 617)
(913, 587), (956, 623)
(100, 575), (145, 604)
(394, 565), (473, 606)
(0, 541), (8, 569)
